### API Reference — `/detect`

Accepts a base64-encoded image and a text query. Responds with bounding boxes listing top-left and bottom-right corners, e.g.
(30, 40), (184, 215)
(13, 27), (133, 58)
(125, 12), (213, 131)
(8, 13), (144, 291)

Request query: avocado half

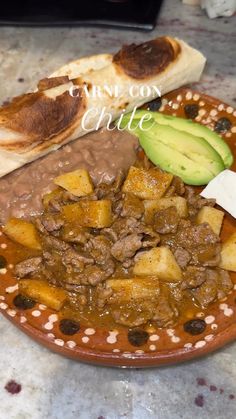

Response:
(119, 115), (226, 185)
(138, 131), (218, 185)
(131, 110), (233, 168)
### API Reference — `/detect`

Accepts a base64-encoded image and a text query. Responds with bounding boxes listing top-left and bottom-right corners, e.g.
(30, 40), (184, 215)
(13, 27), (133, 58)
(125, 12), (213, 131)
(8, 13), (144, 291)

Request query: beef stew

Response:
(4, 159), (234, 330)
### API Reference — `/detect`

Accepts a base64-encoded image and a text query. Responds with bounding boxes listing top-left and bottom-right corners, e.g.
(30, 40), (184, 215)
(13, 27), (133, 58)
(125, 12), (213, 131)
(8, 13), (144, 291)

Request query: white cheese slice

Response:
(200, 170), (236, 218)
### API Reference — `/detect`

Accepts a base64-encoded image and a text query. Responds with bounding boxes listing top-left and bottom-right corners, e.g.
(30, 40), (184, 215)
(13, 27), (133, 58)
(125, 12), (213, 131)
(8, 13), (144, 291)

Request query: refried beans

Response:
(0, 128), (138, 224)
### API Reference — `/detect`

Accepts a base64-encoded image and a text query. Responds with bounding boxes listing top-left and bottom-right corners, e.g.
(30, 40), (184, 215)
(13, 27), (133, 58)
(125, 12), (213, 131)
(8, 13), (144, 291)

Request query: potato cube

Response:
(144, 196), (188, 224)
(133, 247), (182, 282)
(4, 218), (41, 250)
(62, 200), (112, 228)
(122, 166), (173, 199)
(220, 232), (236, 272)
(54, 169), (93, 197)
(196, 206), (224, 236)
(19, 279), (67, 311)
(106, 277), (160, 303)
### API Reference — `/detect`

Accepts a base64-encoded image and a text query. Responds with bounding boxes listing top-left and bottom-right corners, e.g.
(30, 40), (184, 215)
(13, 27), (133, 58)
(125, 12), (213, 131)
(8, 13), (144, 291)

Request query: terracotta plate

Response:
(0, 88), (236, 367)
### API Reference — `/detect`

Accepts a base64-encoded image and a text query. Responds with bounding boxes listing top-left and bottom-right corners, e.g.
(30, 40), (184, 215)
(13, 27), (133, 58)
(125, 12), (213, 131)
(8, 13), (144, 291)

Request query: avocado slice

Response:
(120, 117), (224, 178)
(128, 110), (233, 168)
(145, 122), (224, 176)
(138, 132), (215, 185)
(119, 117), (225, 185)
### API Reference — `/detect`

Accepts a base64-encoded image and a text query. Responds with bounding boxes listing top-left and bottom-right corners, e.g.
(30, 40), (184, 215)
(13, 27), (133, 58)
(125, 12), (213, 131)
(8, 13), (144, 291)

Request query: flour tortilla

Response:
(0, 37), (206, 177)
(50, 53), (113, 79)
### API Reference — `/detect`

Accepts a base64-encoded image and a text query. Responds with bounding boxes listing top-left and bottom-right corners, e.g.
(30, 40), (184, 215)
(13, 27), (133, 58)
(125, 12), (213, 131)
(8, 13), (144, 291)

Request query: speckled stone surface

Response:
(0, 1), (236, 418)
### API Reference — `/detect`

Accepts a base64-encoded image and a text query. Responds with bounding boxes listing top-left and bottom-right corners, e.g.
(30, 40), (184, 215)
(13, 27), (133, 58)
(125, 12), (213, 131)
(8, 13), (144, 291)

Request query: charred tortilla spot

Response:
(37, 76), (70, 91)
(85, 82), (93, 91)
(118, 102), (129, 110)
(113, 37), (180, 80)
(183, 319), (206, 335)
(0, 88), (85, 152)
(72, 76), (84, 86)
(128, 328), (149, 346)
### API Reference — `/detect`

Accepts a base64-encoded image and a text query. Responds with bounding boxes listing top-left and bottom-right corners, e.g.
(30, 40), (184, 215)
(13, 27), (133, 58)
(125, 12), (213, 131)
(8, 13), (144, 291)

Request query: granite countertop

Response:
(0, 1), (236, 418)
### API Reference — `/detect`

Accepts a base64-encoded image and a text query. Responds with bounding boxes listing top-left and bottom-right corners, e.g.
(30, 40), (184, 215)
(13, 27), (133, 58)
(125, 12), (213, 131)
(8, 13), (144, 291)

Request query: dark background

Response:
(0, 0), (164, 30)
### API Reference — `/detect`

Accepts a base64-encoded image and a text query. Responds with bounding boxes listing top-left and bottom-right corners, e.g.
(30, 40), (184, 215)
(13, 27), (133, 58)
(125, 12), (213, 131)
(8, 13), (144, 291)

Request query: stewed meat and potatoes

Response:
(2, 152), (234, 329)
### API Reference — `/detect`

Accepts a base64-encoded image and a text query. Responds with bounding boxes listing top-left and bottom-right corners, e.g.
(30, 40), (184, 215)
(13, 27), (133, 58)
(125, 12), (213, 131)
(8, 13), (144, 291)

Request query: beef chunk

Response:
(111, 310), (151, 327)
(96, 284), (113, 309)
(62, 249), (88, 272)
(67, 262), (114, 286)
(46, 190), (81, 213)
(80, 265), (108, 286)
(152, 295), (178, 327)
(102, 227), (118, 243)
(153, 206), (180, 234)
(191, 272), (218, 307)
(86, 235), (112, 265)
(164, 176), (185, 197)
(111, 301), (155, 327)
(43, 235), (70, 252)
(134, 224), (160, 248)
(102, 258), (115, 278)
(95, 171), (124, 200)
(170, 285), (184, 303)
(43, 251), (61, 267)
(121, 194), (144, 219)
(182, 266), (207, 289)
(94, 174), (123, 215)
(216, 269), (233, 299)
(185, 186), (215, 216)
(111, 233), (142, 262)
(190, 268), (233, 307)
(172, 222), (221, 266)
(65, 288), (88, 309)
(15, 257), (42, 278)
(174, 247), (191, 269)
(35, 218), (48, 234)
(140, 226), (160, 248)
(65, 266), (107, 286)
(62, 248), (94, 268)
(48, 197), (62, 212)
(163, 185), (175, 197)
(172, 176), (185, 196)
(40, 214), (64, 232)
(61, 226), (91, 245)
(175, 222), (219, 248)
(106, 219), (159, 249)
(191, 243), (221, 267)
(109, 217), (139, 240)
